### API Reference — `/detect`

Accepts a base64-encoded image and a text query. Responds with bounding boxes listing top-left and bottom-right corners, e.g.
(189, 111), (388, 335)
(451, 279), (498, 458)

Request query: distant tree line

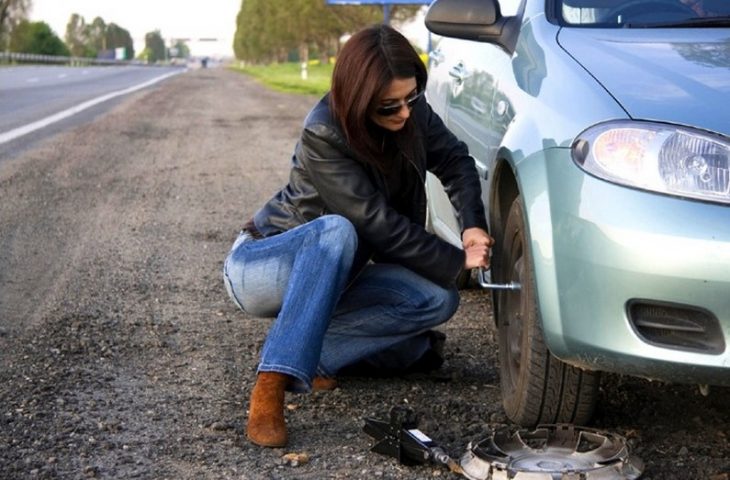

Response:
(2, 0), (70, 56)
(233, 0), (421, 64)
(64, 14), (135, 60)
(10, 19), (69, 56)
(1, 0), (179, 64)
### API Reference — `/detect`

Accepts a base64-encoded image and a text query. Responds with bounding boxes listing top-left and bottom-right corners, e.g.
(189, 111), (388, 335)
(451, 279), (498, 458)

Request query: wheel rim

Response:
(503, 250), (525, 393)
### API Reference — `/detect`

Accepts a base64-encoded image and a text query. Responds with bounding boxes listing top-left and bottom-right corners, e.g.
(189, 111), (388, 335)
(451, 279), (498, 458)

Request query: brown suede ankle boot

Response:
(246, 372), (289, 447)
(312, 376), (338, 391)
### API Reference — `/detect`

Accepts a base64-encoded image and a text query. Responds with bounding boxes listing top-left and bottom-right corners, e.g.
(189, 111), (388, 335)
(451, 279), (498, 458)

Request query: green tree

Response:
(9, 19), (69, 55)
(86, 16), (106, 54)
(234, 0), (289, 63)
(64, 13), (94, 57)
(105, 22), (134, 59)
(233, 0), (420, 64)
(170, 39), (190, 59)
(0, 0), (31, 49)
(65, 14), (135, 59)
(144, 30), (165, 63)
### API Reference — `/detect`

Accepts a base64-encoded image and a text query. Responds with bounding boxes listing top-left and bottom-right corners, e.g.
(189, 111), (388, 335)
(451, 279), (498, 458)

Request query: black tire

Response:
(496, 196), (599, 427)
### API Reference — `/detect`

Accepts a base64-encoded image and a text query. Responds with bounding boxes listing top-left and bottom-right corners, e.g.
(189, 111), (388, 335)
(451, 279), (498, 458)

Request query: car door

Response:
(425, 35), (473, 247)
(425, 0), (523, 242)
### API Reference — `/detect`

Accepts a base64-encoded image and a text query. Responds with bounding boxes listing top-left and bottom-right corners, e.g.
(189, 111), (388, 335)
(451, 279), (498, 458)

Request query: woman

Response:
(223, 24), (493, 448)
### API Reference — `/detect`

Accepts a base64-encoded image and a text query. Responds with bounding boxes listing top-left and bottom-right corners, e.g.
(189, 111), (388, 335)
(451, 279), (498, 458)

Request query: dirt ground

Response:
(0, 68), (728, 480)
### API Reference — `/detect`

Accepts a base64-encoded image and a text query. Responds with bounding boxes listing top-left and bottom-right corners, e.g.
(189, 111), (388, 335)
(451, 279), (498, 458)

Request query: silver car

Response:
(424, 0), (730, 426)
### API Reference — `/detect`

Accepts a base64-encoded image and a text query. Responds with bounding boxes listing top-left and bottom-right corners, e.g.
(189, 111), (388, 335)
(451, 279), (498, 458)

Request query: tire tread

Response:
(497, 197), (599, 427)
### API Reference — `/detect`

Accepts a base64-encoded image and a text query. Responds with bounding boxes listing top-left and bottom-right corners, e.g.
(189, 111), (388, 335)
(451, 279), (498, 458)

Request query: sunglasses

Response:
(375, 89), (424, 117)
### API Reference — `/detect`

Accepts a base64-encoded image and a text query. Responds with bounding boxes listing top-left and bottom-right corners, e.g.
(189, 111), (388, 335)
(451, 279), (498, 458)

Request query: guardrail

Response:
(0, 52), (145, 66)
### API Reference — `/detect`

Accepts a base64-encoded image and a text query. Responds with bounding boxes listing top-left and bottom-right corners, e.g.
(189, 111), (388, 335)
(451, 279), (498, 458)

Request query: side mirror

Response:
(425, 0), (520, 53)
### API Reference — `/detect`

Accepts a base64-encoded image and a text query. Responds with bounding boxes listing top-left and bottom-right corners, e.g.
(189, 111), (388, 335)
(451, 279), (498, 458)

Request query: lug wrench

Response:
(477, 267), (521, 291)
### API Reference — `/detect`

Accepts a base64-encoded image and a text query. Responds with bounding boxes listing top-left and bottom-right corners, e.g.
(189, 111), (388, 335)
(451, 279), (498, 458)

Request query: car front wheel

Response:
(496, 196), (599, 427)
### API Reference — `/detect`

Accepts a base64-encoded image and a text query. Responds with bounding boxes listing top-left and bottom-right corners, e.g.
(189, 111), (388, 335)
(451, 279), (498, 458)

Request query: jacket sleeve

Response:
(298, 124), (466, 287)
(422, 102), (489, 234)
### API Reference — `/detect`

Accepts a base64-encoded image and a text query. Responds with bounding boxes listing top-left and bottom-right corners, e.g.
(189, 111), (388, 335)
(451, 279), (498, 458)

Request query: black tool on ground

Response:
(363, 405), (462, 473)
(364, 408), (644, 479)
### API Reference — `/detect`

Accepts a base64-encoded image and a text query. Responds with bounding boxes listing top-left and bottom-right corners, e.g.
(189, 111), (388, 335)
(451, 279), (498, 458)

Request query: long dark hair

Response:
(330, 24), (427, 172)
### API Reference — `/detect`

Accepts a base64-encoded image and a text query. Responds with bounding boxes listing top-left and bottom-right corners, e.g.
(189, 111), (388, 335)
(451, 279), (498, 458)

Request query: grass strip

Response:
(231, 62), (333, 96)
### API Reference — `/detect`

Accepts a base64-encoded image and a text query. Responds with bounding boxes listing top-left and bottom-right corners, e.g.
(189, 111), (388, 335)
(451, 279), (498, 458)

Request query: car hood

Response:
(557, 28), (730, 137)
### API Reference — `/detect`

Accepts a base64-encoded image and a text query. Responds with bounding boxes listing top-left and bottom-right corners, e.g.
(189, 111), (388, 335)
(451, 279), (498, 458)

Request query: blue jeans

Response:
(223, 215), (460, 392)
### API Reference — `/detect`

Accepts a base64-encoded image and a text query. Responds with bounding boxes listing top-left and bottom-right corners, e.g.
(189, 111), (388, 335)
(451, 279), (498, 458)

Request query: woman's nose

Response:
(397, 105), (411, 120)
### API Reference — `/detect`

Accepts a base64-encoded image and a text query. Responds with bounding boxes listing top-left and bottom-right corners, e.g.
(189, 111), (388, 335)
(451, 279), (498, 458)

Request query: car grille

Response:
(628, 300), (725, 354)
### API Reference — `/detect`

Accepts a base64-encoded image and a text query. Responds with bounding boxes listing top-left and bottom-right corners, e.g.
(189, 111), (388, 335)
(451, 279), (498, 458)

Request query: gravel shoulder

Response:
(0, 68), (728, 480)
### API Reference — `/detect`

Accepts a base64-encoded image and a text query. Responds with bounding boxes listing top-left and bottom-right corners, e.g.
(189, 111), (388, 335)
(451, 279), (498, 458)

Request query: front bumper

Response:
(522, 148), (730, 385)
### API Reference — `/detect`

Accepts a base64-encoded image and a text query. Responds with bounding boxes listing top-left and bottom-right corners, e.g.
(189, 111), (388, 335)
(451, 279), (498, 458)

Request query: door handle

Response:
(448, 64), (465, 83)
(429, 49), (444, 66)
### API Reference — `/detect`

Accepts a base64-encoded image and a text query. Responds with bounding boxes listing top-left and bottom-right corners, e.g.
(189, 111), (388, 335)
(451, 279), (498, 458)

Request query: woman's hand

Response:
(462, 227), (494, 270)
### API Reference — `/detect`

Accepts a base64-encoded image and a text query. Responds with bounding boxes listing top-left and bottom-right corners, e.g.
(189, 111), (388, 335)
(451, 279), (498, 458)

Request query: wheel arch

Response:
(488, 146), (563, 349)
(486, 154), (520, 325)
(489, 156), (520, 254)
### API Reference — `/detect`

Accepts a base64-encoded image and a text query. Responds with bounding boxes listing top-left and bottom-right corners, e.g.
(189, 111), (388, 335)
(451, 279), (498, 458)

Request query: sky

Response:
(30, 0), (241, 58)
(29, 1), (429, 59)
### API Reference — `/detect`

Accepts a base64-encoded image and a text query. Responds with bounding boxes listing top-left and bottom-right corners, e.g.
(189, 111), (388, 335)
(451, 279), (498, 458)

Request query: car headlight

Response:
(572, 121), (730, 204)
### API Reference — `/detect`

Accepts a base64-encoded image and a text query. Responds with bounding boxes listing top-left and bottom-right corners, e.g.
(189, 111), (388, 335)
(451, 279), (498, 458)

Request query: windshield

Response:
(559, 0), (730, 27)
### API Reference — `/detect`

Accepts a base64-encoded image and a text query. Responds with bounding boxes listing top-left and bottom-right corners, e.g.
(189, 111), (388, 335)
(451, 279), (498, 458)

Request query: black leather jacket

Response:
(252, 94), (488, 287)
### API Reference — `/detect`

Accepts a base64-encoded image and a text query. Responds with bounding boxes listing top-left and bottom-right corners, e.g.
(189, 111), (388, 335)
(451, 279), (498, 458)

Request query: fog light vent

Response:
(628, 300), (725, 354)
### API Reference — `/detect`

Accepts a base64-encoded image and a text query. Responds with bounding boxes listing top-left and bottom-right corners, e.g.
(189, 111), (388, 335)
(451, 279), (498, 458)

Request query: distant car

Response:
(424, 0), (730, 426)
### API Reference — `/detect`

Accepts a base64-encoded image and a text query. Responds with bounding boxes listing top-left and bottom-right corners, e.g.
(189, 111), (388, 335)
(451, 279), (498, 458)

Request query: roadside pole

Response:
(301, 62), (308, 80)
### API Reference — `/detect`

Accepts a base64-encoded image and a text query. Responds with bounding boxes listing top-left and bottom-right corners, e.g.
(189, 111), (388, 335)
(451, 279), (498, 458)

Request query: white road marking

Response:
(0, 70), (183, 146)
(27, 77), (39, 83)
(58, 74), (67, 79)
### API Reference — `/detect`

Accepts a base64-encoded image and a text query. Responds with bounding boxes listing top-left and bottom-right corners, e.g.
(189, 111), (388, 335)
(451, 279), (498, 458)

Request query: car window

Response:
(559, 0), (730, 27)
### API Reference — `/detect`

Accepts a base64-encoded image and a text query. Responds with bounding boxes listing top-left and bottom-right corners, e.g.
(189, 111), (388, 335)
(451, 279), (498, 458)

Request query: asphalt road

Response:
(0, 65), (184, 152)
(0, 68), (727, 480)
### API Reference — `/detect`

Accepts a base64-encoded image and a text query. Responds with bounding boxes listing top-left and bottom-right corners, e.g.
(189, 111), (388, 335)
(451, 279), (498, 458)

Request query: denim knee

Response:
(392, 276), (460, 330)
(443, 286), (460, 320)
(430, 285), (460, 325)
(316, 215), (358, 264)
(222, 215), (358, 317)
